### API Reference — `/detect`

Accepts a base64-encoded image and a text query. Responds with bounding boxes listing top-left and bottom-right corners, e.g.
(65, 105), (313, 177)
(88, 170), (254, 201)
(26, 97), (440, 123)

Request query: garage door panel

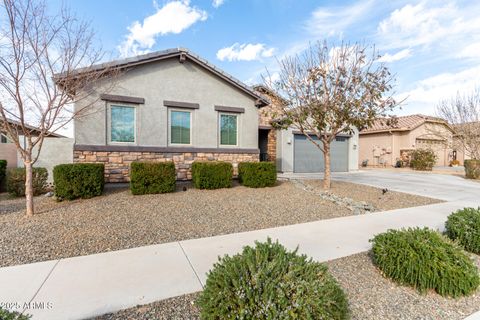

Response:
(293, 134), (349, 173)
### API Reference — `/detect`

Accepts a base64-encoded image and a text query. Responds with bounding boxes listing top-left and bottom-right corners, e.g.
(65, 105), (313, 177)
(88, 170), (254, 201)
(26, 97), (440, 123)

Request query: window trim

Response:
(168, 108), (193, 146)
(107, 103), (137, 145)
(218, 112), (239, 147)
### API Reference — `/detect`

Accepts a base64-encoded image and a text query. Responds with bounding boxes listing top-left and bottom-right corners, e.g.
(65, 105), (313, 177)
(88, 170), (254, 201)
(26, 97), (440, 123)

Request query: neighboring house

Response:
(0, 119), (72, 180)
(359, 114), (457, 167)
(254, 85), (359, 174)
(56, 48), (269, 182)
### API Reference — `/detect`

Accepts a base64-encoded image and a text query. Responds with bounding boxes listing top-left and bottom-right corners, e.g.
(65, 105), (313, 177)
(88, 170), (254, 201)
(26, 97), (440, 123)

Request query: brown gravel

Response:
(305, 180), (442, 211)
(0, 180), (440, 267)
(94, 252), (480, 320)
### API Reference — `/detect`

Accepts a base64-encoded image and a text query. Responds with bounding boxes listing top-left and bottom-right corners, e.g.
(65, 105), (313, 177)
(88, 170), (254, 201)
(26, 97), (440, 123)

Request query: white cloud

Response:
(457, 42), (480, 59)
(378, 1), (480, 50)
(118, 0), (207, 57)
(378, 48), (412, 63)
(305, 0), (374, 37)
(216, 43), (275, 62)
(212, 0), (225, 8)
(398, 66), (480, 107)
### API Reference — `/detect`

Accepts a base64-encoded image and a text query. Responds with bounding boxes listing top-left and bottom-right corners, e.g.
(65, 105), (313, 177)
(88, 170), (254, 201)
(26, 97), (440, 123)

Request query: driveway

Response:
(280, 170), (480, 202)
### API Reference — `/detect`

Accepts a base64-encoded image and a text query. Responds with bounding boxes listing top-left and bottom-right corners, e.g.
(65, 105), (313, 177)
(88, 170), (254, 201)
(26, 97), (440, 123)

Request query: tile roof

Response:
(54, 48), (268, 107)
(360, 114), (448, 134)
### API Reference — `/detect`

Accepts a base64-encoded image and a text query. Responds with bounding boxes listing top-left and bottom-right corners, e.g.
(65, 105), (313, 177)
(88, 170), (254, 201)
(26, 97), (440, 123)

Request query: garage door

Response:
(294, 134), (349, 172)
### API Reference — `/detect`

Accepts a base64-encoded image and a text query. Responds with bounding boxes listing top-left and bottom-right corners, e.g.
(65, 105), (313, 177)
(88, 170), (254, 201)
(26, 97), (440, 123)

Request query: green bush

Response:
(130, 161), (176, 195)
(410, 148), (438, 171)
(238, 162), (277, 188)
(191, 161), (232, 189)
(53, 163), (104, 200)
(6, 167), (48, 197)
(0, 159), (6, 192)
(370, 227), (479, 297)
(0, 307), (30, 320)
(197, 238), (349, 320)
(445, 207), (480, 254)
(464, 160), (480, 179)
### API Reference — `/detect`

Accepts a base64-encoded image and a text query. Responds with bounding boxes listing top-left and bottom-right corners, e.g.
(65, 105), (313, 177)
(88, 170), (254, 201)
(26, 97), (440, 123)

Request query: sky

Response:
(48, 0), (480, 119)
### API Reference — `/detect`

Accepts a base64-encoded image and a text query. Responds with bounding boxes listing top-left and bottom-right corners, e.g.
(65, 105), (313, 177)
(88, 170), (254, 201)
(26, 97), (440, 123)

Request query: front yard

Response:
(0, 180), (440, 267)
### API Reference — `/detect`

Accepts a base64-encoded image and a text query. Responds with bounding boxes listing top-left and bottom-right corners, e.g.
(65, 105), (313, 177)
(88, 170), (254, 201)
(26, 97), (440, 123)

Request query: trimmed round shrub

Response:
(445, 207), (480, 254)
(130, 161), (176, 195)
(370, 227), (479, 297)
(192, 161), (232, 190)
(197, 238), (349, 320)
(0, 159), (7, 191)
(53, 163), (104, 200)
(238, 162), (277, 188)
(6, 167), (48, 197)
(465, 159), (480, 179)
(410, 148), (437, 171)
(0, 307), (30, 320)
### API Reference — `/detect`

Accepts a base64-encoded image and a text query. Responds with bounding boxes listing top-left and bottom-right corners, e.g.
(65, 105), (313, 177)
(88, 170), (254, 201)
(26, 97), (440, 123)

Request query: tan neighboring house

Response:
(0, 119), (72, 181)
(0, 119), (64, 168)
(359, 114), (458, 167)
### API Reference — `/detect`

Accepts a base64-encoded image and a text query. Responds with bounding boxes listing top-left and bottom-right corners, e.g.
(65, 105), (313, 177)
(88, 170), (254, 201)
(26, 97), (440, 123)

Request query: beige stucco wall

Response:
(0, 143), (17, 168)
(359, 122), (454, 167)
(17, 136), (74, 182)
(74, 58), (259, 150)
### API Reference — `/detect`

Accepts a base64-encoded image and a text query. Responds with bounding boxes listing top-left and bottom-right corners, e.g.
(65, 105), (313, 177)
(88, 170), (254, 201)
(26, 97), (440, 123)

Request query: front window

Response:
(220, 114), (237, 146)
(110, 105), (135, 143)
(1, 133), (9, 143)
(170, 110), (191, 144)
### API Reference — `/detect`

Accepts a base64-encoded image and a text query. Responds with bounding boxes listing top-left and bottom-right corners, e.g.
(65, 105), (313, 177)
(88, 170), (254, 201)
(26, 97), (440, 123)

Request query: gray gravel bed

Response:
(0, 180), (440, 267)
(305, 180), (442, 211)
(94, 252), (480, 320)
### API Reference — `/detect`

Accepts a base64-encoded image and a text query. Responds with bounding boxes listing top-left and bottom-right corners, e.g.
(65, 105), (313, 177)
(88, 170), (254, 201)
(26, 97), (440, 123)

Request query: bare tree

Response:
(0, 0), (116, 215)
(437, 90), (480, 160)
(265, 42), (398, 189)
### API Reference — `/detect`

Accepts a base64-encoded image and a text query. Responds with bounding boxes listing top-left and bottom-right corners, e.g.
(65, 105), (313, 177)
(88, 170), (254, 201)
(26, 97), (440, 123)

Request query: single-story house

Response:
(54, 48), (358, 182)
(56, 48), (270, 182)
(359, 114), (457, 167)
(0, 119), (65, 170)
(254, 85), (359, 174)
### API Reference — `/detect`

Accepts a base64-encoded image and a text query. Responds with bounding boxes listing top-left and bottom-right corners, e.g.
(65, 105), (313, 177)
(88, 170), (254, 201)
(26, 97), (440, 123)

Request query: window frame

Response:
(108, 103), (137, 145)
(218, 112), (239, 147)
(168, 108), (193, 146)
(1, 133), (10, 144)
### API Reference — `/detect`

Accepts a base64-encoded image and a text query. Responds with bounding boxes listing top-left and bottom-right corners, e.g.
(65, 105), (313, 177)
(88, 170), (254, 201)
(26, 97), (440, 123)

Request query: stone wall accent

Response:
(267, 129), (276, 162)
(74, 150), (259, 183)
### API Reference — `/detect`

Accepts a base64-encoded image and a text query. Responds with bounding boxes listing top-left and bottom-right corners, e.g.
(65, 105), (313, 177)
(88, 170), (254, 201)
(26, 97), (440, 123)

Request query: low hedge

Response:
(370, 227), (479, 297)
(464, 160), (480, 179)
(6, 167), (48, 197)
(197, 238), (349, 319)
(445, 207), (480, 254)
(0, 307), (30, 320)
(53, 163), (104, 200)
(410, 148), (437, 171)
(130, 161), (176, 195)
(191, 161), (232, 189)
(238, 162), (277, 188)
(0, 159), (6, 192)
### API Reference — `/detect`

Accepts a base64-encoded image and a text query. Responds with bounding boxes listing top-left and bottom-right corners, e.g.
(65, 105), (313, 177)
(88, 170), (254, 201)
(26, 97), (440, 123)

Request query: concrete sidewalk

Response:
(1, 200), (478, 320)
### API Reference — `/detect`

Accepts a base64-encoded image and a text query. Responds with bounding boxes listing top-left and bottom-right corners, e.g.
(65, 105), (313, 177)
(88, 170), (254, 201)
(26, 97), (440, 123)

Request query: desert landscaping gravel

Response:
(0, 180), (440, 267)
(304, 179), (441, 211)
(95, 252), (480, 320)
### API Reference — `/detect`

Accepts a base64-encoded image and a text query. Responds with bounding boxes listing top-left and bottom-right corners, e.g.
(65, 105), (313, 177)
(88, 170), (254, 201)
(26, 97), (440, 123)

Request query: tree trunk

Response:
(25, 159), (34, 216)
(323, 141), (331, 190)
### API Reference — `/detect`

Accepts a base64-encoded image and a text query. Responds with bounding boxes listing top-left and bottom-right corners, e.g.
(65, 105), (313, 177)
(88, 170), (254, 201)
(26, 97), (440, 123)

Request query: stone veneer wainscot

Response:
(74, 148), (259, 183)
